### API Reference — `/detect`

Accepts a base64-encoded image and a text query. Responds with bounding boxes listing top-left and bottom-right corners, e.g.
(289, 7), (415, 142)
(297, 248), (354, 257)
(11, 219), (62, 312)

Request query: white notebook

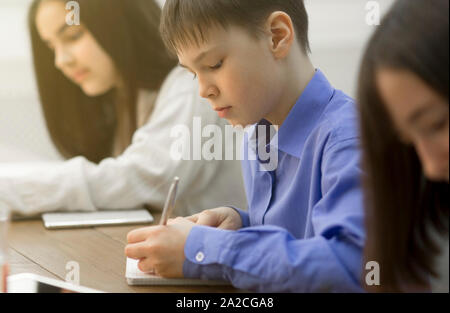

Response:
(125, 258), (230, 286)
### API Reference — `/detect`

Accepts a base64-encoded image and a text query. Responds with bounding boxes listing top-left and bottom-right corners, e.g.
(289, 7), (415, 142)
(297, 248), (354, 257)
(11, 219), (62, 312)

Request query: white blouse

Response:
(0, 67), (247, 217)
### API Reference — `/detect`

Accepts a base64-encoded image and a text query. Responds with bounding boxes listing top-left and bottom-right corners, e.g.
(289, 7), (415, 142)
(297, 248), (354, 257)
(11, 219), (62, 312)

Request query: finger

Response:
(125, 242), (151, 260)
(127, 226), (156, 244)
(168, 216), (193, 226)
(137, 258), (155, 274)
(167, 217), (184, 225)
(196, 210), (219, 227)
(185, 213), (200, 223)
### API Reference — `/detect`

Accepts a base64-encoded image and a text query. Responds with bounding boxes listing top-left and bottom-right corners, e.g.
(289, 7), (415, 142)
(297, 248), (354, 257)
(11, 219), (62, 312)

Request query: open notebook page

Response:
(126, 258), (230, 286)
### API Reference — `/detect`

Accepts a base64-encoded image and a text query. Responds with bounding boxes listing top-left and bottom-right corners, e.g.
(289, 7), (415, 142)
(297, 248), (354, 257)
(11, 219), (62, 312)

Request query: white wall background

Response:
(0, 0), (62, 161)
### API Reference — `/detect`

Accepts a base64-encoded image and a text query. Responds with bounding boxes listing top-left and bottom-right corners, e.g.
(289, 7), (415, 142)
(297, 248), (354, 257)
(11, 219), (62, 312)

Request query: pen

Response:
(159, 177), (179, 226)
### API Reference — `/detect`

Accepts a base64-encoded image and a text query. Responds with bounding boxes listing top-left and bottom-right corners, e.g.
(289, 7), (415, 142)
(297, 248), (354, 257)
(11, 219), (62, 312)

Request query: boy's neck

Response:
(265, 52), (315, 127)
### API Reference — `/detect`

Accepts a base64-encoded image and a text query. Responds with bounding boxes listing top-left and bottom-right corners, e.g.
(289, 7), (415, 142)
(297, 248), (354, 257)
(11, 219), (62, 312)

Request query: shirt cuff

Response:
(227, 206), (250, 228)
(183, 225), (236, 280)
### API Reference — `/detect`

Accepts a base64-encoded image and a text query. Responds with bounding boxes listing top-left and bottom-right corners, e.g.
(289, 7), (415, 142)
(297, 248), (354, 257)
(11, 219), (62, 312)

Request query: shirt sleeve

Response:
(0, 69), (227, 217)
(183, 137), (365, 292)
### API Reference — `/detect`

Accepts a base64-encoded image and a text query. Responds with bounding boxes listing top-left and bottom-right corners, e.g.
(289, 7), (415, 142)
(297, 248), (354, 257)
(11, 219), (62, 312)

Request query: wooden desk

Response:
(6, 211), (238, 293)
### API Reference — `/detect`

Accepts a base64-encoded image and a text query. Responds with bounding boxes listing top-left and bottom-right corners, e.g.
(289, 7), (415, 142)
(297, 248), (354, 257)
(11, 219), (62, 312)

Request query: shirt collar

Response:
(275, 69), (335, 158)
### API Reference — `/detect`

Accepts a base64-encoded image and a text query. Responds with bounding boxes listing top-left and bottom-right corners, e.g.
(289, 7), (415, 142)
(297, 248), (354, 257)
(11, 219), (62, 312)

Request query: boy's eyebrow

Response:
(179, 45), (223, 69)
(193, 49), (213, 64)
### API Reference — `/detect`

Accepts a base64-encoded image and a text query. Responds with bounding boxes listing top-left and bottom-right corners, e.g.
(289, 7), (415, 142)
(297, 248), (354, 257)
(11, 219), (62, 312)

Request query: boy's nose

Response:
(199, 79), (219, 99)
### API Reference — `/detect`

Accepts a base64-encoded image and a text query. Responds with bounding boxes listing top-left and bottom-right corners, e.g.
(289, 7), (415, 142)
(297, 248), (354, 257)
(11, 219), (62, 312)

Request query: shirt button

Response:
(195, 251), (205, 262)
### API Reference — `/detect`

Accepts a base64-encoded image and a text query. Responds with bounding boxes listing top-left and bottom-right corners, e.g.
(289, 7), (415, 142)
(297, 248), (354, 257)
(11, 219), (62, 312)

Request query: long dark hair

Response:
(358, 0), (449, 292)
(29, 0), (176, 163)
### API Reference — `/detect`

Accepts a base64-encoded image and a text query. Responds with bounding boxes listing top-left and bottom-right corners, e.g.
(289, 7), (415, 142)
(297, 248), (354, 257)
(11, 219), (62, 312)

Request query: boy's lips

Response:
(214, 106), (232, 118)
(213, 106), (232, 111)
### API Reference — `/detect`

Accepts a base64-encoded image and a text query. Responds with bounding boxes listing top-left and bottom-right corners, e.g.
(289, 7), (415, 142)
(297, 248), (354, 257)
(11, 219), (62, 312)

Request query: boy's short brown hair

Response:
(160, 0), (310, 55)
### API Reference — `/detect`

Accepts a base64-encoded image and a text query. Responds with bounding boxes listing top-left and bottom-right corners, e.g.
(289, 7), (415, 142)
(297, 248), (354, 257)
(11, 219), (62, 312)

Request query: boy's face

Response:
(178, 25), (283, 127)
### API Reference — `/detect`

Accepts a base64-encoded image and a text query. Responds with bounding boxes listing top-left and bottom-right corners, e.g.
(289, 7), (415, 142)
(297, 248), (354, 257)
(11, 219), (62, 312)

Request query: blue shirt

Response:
(183, 69), (365, 292)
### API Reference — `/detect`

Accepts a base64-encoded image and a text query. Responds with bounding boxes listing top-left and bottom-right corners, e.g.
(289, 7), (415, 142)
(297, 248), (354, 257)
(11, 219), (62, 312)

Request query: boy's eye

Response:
(209, 60), (223, 70)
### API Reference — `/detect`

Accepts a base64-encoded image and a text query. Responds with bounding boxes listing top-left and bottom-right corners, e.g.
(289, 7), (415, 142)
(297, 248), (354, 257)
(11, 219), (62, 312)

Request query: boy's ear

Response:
(265, 11), (295, 59)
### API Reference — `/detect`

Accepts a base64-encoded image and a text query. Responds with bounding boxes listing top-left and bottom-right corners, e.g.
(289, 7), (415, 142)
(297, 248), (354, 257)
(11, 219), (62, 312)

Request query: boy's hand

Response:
(125, 217), (195, 278)
(186, 207), (242, 230)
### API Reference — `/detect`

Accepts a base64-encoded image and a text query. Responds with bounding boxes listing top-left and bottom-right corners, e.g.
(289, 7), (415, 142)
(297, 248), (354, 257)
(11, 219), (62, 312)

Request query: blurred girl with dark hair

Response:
(0, 0), (246, 216)
(358, 0), (448, 292)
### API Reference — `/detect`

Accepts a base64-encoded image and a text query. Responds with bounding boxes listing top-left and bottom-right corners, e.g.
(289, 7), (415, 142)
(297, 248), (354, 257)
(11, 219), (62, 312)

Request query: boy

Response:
(125, 0), (365, 292)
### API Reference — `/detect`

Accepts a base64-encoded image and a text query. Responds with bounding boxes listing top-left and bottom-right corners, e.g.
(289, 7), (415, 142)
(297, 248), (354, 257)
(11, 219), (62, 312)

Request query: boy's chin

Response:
(227, 118), (252, 128)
